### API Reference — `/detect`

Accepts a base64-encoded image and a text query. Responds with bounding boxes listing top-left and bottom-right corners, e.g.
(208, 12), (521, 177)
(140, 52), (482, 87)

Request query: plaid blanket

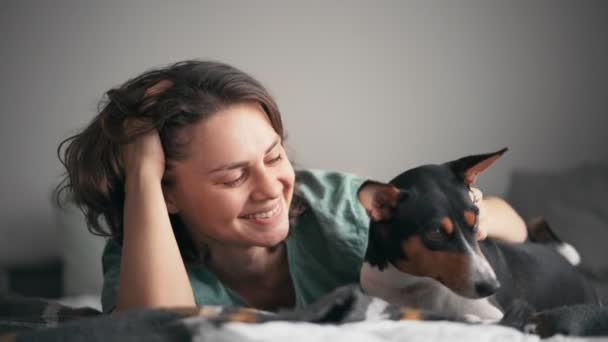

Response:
(0, 294), (100, 334)
(1, 285), (607, 341)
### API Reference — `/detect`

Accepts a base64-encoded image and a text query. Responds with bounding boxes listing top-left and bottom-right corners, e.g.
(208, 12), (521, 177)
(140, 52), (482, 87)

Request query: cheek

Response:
(278, 159), (295, 195)
(176, 183), (247, 228)
(395, 237), (470, 290)
(430, 253), (470, 289)
(186, 189), (247, 242)
(198, 189), (246, 221)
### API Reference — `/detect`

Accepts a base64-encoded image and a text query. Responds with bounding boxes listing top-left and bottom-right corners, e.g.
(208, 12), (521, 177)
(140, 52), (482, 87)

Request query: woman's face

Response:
(164, 102), (295, 249)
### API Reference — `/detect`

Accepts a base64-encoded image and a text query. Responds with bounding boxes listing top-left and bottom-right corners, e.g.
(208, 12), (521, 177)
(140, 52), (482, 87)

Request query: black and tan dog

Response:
(357, 148), (599, 322)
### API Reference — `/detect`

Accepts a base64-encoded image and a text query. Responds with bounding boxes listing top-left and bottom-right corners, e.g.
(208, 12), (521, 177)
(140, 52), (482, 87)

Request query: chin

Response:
(264, 227), (290, 246)
(257, 221), (290, 247)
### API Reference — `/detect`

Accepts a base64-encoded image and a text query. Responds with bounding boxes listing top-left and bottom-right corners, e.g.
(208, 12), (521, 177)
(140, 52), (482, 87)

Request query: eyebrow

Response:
(207, 138), (281, 174)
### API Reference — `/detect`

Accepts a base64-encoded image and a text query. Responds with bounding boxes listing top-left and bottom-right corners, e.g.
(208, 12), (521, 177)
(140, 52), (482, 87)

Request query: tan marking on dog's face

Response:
(227, 308), (259, 323)
(399, 308), (423, 320)
(395, 236), (472, 295)
(464, 210), (477, 228)
(440, 217), (454, 235)
(169, 307), (214, 317)
(167, 307), (196, 316)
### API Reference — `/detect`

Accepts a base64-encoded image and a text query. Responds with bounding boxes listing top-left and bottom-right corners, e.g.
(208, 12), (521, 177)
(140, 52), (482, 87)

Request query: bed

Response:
(1, 163), (607, 341)
(2, 283), (607, 341)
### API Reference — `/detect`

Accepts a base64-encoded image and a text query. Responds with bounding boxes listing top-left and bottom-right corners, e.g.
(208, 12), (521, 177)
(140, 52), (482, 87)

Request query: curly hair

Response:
(56, 60), (285, 262)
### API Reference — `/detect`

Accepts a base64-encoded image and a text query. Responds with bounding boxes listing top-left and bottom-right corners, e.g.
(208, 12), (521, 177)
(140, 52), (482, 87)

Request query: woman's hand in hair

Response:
(121, 119), (165, 184)
(118, 117), (196, 311)
(470, 187), (527, 243)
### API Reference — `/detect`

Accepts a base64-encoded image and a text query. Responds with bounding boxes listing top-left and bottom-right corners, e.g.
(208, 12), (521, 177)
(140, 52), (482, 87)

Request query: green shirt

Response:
(101, 169), (370, 313)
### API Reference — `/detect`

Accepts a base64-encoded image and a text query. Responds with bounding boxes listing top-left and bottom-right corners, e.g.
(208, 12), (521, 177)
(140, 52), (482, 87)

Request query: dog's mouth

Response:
(434, 276), (474, 297)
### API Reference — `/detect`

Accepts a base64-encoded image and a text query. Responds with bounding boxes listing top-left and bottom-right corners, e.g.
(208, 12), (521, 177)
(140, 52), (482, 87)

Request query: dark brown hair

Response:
(56, 60), (285, 262)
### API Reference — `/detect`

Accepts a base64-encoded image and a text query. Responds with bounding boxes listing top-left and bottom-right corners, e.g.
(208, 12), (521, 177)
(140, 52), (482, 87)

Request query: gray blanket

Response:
(2, 285), (607, 341)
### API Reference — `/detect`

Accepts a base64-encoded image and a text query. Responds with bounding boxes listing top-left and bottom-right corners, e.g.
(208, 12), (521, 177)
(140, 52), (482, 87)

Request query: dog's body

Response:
(357, 149), (599, 321)
(480, 238), (597, 312)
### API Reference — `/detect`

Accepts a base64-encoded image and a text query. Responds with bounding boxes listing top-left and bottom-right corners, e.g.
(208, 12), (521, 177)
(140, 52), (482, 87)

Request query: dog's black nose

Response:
(474, 280), (500, 297)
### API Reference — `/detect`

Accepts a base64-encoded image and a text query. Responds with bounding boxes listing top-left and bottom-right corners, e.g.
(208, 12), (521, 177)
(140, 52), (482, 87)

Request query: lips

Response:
(239, 202), (281, 220)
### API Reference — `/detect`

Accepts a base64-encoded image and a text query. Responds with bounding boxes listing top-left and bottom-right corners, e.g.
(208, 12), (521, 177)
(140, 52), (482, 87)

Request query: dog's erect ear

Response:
(446, 148), (508, 186)
(358, 180), (407, 221)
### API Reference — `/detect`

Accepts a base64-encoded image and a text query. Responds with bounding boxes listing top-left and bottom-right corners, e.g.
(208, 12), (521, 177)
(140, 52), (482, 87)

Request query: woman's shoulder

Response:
(102, 238), (121, 256)
(293, 168), (369, 227)
(294, 168), (367, 200)
(288, 169), (371, 289)
(101, 238), (122, 274)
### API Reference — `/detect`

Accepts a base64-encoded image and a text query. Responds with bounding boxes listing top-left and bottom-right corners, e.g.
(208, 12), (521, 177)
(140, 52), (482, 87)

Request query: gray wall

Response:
(1, 1), (607, 267)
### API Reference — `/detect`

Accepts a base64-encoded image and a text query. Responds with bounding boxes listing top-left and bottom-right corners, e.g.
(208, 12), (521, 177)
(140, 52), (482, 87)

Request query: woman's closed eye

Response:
(217, 144), (284, 187)
(221, 153), (282, 187)
(266, 153), (282, 164)
(222, 171), (248, 187)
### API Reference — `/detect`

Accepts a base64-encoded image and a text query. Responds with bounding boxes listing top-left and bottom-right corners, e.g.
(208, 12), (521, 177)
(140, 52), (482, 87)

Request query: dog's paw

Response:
(463, 314), (483, 323)
(498, 300), (535, 332)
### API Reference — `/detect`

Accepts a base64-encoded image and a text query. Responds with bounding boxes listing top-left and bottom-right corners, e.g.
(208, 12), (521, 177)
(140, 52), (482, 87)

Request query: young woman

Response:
(57, 60), (527, 313)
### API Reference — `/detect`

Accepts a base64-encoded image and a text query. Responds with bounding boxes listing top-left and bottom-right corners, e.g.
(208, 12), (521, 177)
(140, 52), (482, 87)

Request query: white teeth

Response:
(244, 205), (280, 219)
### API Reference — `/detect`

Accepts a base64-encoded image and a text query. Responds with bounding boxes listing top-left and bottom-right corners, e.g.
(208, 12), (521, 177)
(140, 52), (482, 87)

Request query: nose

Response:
(251, 167), (281, 200)
(474, 278), (500, 297)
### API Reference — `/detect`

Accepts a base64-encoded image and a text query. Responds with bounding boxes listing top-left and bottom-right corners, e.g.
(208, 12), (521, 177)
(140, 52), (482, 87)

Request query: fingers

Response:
(143, 80), (173, 98)
(140, 80), (174, 112)
(118, 80), (172, 180)
(476, 223), (488, 240)
(469, 187), (483, 204)
(120, 119), (161, 170)
(120, 119), (147, 165)
(123, 119), (146, 137)
(125, 79), (173, 134)
(470, 187), (487, 240)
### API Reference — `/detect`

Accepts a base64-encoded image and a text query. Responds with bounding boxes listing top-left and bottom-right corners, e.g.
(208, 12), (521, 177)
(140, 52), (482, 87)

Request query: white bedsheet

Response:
(189, 319), (607, 342)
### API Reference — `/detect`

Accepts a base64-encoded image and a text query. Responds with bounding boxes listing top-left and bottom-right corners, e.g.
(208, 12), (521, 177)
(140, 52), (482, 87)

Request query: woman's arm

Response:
(478, 196), (527, 243)
(116, 173), (196, 311)
(115, 125), (195, 311)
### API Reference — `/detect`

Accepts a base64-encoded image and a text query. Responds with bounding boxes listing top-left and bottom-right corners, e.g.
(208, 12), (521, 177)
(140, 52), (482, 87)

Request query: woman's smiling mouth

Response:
(239, 202), (283, 226)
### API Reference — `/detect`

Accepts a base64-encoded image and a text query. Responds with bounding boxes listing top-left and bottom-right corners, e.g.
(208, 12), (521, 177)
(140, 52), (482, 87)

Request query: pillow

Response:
(54, 203), (106, 298)
(545, 201), (608, 275)
(0, 294), (100, 334)
(505, 162), (608, 274)
(0, 270), (7, 294)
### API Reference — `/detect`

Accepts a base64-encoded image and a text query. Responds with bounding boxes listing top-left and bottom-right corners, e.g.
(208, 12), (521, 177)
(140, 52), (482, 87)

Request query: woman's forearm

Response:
(481, 196), (527, 243)
(116, 172), (195, 311)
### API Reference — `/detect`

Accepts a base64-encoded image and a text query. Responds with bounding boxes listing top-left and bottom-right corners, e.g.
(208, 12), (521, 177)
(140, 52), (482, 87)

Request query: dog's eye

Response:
(424, 227), (448, 243)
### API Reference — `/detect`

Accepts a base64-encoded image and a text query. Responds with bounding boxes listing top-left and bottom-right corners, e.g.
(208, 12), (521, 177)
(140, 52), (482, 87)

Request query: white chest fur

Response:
(360, 262), (504, 322)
